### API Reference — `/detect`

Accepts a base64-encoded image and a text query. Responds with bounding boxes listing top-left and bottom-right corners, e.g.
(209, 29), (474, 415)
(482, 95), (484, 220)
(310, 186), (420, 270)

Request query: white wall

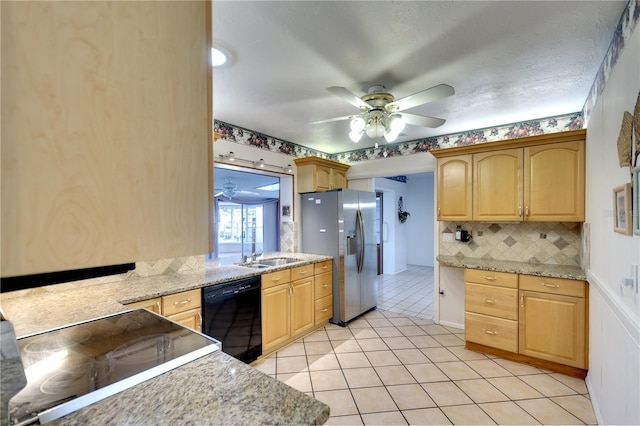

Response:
(406, 173), (435, 266)
(374, 177), (408, 275)
(583, 25), (640, 426)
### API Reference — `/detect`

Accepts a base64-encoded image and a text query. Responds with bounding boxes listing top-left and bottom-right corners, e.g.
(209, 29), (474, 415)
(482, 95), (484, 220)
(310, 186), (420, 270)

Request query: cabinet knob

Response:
(525, 206), (530, 217)
(437, 208), (441, 217)
(518, 206), (523, 217)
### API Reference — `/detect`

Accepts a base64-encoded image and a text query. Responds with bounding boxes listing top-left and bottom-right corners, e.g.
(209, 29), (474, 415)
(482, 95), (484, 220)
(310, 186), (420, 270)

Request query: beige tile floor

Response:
(254, 266), (597, 425)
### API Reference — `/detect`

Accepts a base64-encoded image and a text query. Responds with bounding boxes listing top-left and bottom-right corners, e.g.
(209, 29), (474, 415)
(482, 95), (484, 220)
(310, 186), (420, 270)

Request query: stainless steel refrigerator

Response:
(300, 189), (377, 325)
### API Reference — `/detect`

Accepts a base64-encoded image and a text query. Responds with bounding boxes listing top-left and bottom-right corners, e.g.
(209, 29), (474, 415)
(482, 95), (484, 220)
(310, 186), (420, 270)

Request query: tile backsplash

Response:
(280, 221), (297, 253)
(439, 222), (582, 266)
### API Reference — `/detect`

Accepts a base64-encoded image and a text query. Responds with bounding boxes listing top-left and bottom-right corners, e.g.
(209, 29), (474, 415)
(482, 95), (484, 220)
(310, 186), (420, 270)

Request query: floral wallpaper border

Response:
(583, 0), (639, 123)
(215, 112), (583, 165)
(214, 0), (638, 165)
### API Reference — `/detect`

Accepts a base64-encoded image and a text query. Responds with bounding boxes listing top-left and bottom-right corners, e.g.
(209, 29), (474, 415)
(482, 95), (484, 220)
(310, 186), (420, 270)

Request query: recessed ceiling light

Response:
(211, 46), (228, 67)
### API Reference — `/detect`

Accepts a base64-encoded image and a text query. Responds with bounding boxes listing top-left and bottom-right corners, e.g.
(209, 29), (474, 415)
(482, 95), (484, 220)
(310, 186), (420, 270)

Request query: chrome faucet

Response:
(251, 251), (263, 262)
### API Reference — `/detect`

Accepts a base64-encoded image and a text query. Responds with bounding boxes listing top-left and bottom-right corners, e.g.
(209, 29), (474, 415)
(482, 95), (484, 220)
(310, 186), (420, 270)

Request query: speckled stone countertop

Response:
(0, 252), (331, 425)
(437, 255), (587, 280)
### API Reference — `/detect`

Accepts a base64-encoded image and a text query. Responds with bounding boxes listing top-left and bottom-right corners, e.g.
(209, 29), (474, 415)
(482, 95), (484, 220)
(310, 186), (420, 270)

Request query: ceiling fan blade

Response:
(386, 84), (454, 112)
(310, 115), (354, 124)
(401, 112), (446, 128)
(326, 86), (370, 110)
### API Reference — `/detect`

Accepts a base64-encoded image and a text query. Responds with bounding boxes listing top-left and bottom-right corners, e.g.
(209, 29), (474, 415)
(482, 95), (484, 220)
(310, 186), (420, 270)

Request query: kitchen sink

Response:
(259, 258), (299, 266)
(241, 264), (270, 269)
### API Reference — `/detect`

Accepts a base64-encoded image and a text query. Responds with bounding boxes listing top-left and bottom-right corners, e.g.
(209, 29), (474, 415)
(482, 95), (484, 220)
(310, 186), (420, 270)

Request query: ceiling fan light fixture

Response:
(349, 129), (365, 142)
(350, 116), (366, 133)
(256, 159), (265, 168)
(366, 121), (385, 139)
(387, 114), (405, 133)
(384, 130), (399, 143)
(227, 151), (235, 161)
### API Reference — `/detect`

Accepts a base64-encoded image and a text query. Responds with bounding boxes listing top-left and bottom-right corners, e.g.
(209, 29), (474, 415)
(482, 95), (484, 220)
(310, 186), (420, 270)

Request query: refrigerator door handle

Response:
(356, 208), (365, 273)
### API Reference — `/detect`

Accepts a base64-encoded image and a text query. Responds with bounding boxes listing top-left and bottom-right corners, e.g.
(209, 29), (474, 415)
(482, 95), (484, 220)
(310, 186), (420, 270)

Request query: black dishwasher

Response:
(201, 276), (262, 363)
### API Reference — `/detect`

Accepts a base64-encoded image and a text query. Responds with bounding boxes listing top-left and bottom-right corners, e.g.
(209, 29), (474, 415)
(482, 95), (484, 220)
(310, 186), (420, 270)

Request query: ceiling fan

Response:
(214, 178), (263, 199)
(314, 84), (454, 143)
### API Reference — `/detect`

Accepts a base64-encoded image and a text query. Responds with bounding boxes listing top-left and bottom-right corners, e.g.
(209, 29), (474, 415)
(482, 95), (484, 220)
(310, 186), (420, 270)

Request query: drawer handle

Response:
(541, 283), (560, 289)
(322, 308), (329, 312)
(321, 265), (328, 269)
(438, 207), (441, 217)
(520, 293), (524, 307)
(484, 298), (496, 304)
(174, 299), (191, 307)
(298, 270), (308, 275)
(155, 301), (161, 312)
(483, 329), (497, 335)
(322, 284), (328, 288)
(483, 276), (497, 281)
(518, 206), (522, 217)
(272, 277), (281, 282)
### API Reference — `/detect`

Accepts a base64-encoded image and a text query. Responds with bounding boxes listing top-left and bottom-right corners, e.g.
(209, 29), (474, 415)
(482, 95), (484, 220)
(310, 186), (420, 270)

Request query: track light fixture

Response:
(218, 152), (293, 174)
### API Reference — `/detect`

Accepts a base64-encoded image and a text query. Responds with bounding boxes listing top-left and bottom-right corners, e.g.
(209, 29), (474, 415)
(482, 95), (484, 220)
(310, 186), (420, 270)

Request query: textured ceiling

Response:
(212, 1), (626, 154)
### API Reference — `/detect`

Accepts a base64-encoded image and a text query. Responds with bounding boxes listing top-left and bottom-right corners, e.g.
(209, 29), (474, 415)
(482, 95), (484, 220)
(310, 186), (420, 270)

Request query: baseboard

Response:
(585, 375), (604, 425)
(437, 319), (463, 329)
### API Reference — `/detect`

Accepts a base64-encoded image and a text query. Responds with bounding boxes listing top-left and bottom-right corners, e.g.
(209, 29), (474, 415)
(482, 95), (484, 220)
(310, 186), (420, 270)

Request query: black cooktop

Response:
(9, 309), (219, 425)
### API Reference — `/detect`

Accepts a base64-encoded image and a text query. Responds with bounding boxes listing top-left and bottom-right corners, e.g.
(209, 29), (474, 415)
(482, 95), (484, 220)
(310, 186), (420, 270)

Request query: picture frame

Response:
(634, 166), (640, 235)
(282, 205), (291, 217)
(613, 183), (632, 235)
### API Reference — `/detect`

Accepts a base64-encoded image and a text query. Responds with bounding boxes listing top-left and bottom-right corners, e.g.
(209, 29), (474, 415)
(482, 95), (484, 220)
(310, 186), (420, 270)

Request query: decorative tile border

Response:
(583, 0), (639, 123)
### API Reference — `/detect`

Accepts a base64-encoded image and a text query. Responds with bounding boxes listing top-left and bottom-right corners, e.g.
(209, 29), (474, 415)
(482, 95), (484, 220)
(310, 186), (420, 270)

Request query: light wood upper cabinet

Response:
(436, 155), (473, 221)
(473, 149), (523, 221)
(525, 141), (585, 222)
(1, 1), (213, 276)
(432, 130), (586, 222)
(294, 156), (350, 193)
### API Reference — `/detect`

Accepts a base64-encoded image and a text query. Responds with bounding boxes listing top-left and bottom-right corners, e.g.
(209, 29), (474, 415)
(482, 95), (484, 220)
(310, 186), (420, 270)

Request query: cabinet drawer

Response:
(519, 275), (585, 298)
(465, 312), (518, 352)
(315, 294), (332, 324)
(162, 289), (201, 316)
(465, 283), (518, 320)
(166, 308), (202, 332)
(290, 264), (314, 281)
(125, 297), (162, 314)
(262, 269), (291, 289)
(314, 260), (332, 274)
(465, 269), (518, 288)
(314, 272), (332, 299)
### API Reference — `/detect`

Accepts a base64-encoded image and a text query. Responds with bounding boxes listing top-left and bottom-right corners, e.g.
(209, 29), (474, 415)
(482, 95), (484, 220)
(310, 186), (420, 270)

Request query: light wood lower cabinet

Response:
(464, 269), (588, 373)
(262, 283), (291, 352)
(261, 260), (333, 355)
(519, 275), (586, 368)
(124, 288), (202, 332)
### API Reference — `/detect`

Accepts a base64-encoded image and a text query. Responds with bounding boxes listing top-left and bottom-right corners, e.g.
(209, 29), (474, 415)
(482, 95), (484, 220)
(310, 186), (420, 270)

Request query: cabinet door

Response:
(291, 278), (315, 337)
(125, 297), (162, 314)
(437, 155), (473, 220)
(473, 149), (523, 221)
(524, 141), (585, 221)
(1, 2), (211, 276)
(331, 169), (348, 189)
(519, 291), (586, 368)
(167, 308), (202, 332)
(262, 284), (291, 352)
(315, 166), (332, 191)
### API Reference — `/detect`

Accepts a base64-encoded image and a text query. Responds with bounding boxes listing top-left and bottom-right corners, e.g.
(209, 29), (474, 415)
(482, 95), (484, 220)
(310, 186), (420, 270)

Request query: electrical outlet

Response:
(442, 233), (454, 242)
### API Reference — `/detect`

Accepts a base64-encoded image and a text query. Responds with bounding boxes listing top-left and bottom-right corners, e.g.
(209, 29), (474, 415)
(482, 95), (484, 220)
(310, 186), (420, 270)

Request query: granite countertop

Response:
(0, 252), (331, 425)
(437, 255), (587, 280)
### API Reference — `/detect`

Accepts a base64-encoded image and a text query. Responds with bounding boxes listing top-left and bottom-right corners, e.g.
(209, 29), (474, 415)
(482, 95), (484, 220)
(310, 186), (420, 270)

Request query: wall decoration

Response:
(397, 196), (410, 224)
(634, 166), (640, 235)
(613, 183), (632, 235)
(282, 205), (291, 217)
(634, 91), (640, 157)
(617, 111), (633, 167)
